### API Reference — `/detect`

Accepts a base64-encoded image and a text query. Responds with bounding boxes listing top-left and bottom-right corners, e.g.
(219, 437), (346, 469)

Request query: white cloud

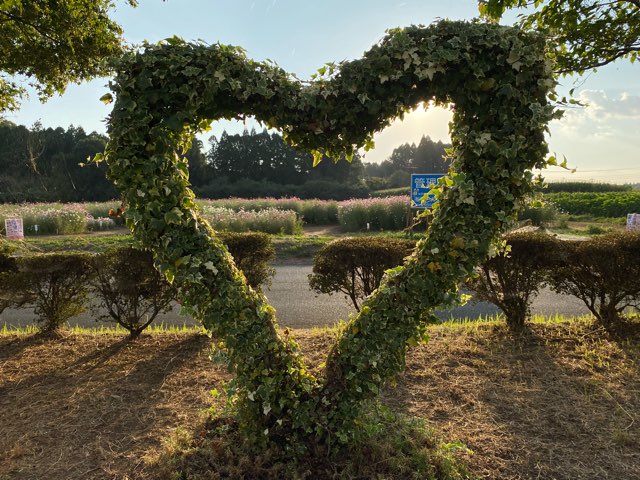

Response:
(556, 90), (640, 138)
(546, 90), (640, 183)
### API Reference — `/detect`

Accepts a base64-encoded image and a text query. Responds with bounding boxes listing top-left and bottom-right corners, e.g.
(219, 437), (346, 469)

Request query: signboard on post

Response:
(627, 213), (640, 231)
(411, 173), (445, 209)
(4, 217), (24, 240)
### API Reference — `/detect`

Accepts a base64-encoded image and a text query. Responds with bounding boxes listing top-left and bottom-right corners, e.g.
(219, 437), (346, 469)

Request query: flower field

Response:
(0, 203), (117, 236)
(6, 191), (632, 237)
(198, 197), (338, 225)
(199, 206), (302, 235)
(0, 196), (420, 236)
(337, 196), (411, 232)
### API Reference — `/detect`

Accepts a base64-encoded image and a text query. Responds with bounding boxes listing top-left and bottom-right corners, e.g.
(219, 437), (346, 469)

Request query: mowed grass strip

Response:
(0, 318), (638, 479)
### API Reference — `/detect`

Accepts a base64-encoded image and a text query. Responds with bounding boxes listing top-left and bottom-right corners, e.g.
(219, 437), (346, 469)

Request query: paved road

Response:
(265, 262), (591, 327)
(0, 261), (591, 330)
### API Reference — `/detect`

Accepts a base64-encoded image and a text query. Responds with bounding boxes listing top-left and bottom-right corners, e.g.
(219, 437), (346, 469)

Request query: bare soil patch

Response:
(302, 224), (344, 237)
(1, 320), (638, 479)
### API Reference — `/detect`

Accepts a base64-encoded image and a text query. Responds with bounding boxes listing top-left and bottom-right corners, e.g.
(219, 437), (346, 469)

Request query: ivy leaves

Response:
(103, 20), (556, 449)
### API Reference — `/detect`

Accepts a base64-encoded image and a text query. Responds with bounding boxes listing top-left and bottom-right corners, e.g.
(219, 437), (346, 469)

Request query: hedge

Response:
(0, 233), (275, 330)
(545, 192), (640, 218)
(90, 247), (177, 337)
(0, 240), (19, 313)
(543, 182), (632, 193)
(15, 252), (94, 332)
(310, 232), (640, 330)
(217, 232), (275, 289)
(549, 231), (640, 327)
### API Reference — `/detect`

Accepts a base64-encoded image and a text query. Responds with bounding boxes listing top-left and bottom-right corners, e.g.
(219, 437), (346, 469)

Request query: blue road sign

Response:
(411, 173), (444, 209)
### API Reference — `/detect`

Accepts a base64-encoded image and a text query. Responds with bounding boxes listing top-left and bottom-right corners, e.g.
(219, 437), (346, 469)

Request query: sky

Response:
(6, 0), (640, 183)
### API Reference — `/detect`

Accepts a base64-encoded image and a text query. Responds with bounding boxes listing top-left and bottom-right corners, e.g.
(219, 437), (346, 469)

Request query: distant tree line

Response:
(0, 123), (370, 201)
(363, 135), (452, 190)
(1, 122), (633, 203)
(199, 129), (369, 200)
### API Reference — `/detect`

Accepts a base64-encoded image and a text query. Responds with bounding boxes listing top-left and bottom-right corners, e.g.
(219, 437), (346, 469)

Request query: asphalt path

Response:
(265, 262), (591, 327)
(0, 261), (591, 330)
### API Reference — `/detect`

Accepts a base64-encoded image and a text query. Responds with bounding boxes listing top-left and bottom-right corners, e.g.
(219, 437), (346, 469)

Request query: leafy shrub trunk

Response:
(16, 252), (93, 332)
(466, 232), (561, 331)
(90, 247), (177, 337)
(309, 237), (416, 310)
(549, 232), (640, 327)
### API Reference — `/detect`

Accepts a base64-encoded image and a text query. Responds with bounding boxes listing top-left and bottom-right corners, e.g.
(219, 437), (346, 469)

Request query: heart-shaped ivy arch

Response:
(102, 20), (556, 449)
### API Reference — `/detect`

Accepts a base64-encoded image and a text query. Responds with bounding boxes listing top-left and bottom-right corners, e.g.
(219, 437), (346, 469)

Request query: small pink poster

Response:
(5, 217), (24, 240)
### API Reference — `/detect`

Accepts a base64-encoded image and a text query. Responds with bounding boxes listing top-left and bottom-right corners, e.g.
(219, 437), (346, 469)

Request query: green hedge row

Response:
(0, 233), (274, 335)
(545, 192), (640, 218)
(310, 232), (640, 330)
(543, 182), (633, 193)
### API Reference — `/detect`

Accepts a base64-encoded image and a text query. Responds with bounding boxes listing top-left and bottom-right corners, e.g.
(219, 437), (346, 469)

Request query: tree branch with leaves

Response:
(479, 0), (640, 74)
(0, 0), (136, 112)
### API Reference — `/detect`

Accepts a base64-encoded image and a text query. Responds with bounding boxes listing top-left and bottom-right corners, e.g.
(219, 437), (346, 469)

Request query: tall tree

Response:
(386, 135), (451, 174)
(388, 142), (415, 171)
(185, 138), (211, 187)
(479, 0), (640, 73)
(413, 136), (450, 173)
(0, 0), (134, 112)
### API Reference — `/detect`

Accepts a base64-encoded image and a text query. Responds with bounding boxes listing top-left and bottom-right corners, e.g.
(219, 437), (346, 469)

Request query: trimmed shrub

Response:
(466, 232), (561, 330)
(90, 247), (177, 337)
(219, 232), (275, 289)
(0, 239), (17, 271)
(549, 232), (640, 327)
(15, 252), (93, 332)
(309, 237), (416, 310)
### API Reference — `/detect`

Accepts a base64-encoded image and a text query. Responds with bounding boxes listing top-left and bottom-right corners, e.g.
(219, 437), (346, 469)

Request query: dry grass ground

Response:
(0, 318), (638, 479)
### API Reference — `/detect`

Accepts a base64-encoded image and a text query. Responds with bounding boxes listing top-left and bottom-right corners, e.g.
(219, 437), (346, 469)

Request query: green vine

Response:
(101, 20), (557, 449)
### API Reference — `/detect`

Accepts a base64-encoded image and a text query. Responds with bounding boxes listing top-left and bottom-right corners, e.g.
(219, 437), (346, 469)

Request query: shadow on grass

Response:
(0, 333), (212, 480)
(0, 329), (66, 363)
(385, 321), (640, 480)
(64, 335), (134, 372)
